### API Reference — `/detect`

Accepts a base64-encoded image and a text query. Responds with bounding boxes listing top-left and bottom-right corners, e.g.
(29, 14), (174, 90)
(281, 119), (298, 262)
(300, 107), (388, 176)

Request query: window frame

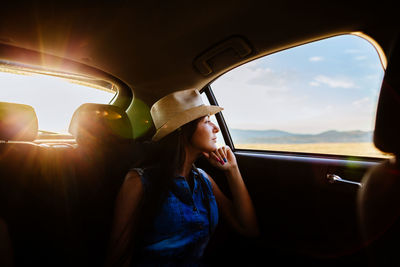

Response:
(0, 43), (134, 110)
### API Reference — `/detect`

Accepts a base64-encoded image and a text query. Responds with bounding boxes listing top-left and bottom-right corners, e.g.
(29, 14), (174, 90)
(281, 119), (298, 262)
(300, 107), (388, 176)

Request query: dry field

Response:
(234, 142), (392, 158)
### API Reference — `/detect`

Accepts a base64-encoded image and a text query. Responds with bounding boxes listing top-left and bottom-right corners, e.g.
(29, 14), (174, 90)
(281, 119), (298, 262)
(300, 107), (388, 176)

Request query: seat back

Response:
(69, 103), (133, 149)
(0, 102), (40, 179)
(0, 101), (38, 141)
(68, 103), (135, 265)
(0, 102), (49, 266)
(0, 101), (40, 207)
(68, 103), (135, 185)
(357, 37), (400, 265)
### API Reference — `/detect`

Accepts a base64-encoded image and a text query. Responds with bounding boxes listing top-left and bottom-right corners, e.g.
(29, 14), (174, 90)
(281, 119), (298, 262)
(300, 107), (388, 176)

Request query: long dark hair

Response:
(141, 116), (203, 220)
(148, 117), (201, 178)
(115, 116), (203, 265)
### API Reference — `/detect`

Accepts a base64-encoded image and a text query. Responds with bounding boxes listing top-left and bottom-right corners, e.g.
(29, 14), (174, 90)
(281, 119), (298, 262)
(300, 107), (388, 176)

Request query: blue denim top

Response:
(132, 167), (219, 265)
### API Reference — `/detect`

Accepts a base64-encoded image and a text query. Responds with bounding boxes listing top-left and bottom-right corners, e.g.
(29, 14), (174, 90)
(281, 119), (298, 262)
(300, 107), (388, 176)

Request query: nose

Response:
(212, 122), (219, 133)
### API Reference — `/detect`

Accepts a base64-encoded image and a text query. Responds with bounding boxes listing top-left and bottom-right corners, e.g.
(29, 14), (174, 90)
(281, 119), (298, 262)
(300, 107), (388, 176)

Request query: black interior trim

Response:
(235, 148), (388, 163)
(235, 151), (381, 167)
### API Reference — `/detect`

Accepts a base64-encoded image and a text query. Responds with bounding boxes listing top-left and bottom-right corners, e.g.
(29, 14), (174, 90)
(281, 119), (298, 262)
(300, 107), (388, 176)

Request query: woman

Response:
(107, 89), (259, 266)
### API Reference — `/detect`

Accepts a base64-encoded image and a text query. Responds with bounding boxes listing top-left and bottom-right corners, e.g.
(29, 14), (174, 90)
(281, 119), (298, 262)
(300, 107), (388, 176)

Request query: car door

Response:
(197, 34), (389, 265)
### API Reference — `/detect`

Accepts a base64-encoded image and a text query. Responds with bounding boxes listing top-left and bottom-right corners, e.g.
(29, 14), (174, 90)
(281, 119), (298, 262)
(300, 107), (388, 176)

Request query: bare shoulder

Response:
(120, 169), (144, 195)
(111, 169), (145, 241)
(125, 169), (142, 181)
(198, 168), (211, 180)
(198, 168), (217, 187)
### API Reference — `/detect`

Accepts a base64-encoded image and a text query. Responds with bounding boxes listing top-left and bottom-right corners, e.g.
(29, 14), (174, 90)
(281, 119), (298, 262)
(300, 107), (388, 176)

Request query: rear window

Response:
(0, 67), (116, 138)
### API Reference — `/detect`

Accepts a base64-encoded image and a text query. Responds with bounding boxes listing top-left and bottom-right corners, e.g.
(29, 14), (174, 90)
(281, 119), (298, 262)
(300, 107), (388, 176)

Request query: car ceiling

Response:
(0, 1), (398, 106)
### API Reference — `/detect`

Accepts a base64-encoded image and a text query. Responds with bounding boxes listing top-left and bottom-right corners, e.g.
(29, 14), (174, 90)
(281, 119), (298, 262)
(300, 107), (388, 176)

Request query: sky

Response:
(0, 34), (385, 135)
(211, 34), (385, 134)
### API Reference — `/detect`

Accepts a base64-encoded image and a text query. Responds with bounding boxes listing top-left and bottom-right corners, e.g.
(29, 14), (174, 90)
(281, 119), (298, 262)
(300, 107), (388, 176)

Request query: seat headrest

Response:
(0, 102), (38, 141)
(374, 38), (400, 155)
(69, 103), (133, 147)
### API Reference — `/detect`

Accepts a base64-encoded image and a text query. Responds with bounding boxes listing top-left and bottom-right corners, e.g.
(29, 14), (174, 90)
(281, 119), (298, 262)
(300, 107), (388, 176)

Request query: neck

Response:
(179, 145), (201, 178)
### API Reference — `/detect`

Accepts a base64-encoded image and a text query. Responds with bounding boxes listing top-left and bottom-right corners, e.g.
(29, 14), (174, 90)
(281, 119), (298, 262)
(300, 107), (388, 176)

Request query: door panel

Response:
(199, 151), (381, 265)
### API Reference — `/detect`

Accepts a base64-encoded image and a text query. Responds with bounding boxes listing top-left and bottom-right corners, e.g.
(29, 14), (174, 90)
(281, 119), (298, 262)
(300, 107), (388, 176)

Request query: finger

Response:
(211, 151), (224, 165)
(219, 146), (227, 163)
(222, 146), (228, 159)
(214, 149), (223, 161)
(210, 151), (220, 162)
(225, 146), (235, 160)
(225, 146), (232, 156)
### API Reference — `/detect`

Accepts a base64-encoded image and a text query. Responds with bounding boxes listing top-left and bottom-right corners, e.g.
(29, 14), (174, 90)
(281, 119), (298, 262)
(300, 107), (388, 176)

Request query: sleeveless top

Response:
(131, 167), (219, 266)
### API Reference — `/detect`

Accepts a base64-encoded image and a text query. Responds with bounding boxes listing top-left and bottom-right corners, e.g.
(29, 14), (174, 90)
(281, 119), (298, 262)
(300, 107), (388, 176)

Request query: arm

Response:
(105, 170), (144, 267)
(203, 146), (259, 237)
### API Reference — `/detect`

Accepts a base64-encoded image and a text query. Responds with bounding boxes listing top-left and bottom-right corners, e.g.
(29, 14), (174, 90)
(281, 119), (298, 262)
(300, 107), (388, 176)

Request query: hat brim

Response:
(152, 105), (223, 141)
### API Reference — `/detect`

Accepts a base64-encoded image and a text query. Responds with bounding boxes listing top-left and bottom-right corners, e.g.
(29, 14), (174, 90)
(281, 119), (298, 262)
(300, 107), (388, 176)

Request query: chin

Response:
(208, 144), (218, 152)
(200, 145), (216, 153)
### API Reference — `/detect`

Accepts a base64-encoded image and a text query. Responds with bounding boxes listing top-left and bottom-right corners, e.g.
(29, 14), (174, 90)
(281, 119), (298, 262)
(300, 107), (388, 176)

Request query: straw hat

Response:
(150, 89), (223, 141)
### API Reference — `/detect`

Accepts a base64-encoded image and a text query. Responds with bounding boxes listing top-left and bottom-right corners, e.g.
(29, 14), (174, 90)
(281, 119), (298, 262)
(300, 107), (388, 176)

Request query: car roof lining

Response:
(0, 1), (398, 107)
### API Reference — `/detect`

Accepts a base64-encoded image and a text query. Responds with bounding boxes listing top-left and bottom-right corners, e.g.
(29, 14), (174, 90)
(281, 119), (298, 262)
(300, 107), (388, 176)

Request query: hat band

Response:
(152, 105), (223, 141)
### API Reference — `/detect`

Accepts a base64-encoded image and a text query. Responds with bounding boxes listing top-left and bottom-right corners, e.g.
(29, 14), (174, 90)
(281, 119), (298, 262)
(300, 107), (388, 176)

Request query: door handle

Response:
(326, 174), (362, 188)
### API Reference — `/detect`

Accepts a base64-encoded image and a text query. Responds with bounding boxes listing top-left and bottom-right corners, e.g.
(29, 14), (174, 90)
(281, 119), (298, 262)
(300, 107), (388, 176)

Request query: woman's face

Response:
(189, 115), (220, 153)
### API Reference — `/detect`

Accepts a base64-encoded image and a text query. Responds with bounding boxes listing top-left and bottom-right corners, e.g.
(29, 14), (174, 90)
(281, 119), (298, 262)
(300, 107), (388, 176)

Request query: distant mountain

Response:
(230, 129), (373, 144)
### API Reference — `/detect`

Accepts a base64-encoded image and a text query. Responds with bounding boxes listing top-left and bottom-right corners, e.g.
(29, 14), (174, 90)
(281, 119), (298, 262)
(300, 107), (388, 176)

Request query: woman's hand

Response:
(203, 146), (237, 172)
(203, 147), (260, 237)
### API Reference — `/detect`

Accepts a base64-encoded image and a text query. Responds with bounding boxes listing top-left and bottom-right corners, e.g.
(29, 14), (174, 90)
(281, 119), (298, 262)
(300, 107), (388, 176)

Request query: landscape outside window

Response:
(0, 70), (115, 136)
(211, 34), (390, 158)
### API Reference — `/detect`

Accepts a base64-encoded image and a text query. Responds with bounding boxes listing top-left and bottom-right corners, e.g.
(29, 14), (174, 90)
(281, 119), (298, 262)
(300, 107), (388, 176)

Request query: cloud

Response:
(344, 49), (362, 54)
(223, 64), (293, 92)
(354, 55), (367, 60)
(352, 97), (370, 108)
(309, 56), (323, 62)
(311, 75), (356, 88)
(344, 49), (369, 61)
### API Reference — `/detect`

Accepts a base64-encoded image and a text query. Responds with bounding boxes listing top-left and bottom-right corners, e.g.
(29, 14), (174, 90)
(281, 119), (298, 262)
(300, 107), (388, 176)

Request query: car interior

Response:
(0, 1), (399, 266)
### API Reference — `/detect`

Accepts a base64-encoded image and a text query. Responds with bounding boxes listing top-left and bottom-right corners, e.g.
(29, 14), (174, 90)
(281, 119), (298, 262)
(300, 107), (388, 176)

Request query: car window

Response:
(0, 69), (116, 138)
(210, 34), (389, 158)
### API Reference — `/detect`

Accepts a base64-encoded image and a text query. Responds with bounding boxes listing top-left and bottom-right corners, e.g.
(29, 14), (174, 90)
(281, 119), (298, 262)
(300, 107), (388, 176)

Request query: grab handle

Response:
(326, 173), (362, 188)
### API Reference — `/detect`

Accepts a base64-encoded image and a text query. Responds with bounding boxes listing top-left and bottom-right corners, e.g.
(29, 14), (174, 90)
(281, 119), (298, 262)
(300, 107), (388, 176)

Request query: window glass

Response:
(0, 70), (115, 136)
(211, 34), (389, 158)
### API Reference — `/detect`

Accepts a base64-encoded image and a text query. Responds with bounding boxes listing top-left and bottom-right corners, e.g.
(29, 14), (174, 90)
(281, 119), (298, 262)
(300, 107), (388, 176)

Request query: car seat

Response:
(0, 101), (40, 221)
(0, 102), (54, 266)
(357, 37), (400, 265)
(68, 103), (136, 266)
